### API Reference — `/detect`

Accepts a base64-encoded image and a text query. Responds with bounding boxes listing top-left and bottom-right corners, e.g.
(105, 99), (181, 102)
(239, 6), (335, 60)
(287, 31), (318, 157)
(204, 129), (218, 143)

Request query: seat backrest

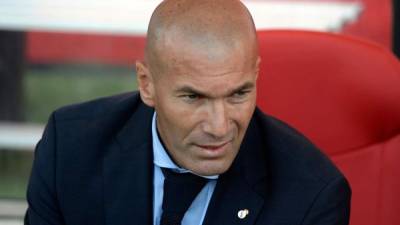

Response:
(256, 30), (400, 225)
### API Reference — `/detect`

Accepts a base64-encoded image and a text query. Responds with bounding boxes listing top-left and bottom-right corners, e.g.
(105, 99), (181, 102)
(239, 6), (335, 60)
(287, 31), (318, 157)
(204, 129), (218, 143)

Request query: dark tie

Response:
(161, 168), (207, 225)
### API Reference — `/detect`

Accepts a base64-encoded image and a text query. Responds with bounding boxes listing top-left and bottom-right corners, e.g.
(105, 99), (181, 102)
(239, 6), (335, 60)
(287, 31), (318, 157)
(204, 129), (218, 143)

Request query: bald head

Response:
(145, 0), (259, 74)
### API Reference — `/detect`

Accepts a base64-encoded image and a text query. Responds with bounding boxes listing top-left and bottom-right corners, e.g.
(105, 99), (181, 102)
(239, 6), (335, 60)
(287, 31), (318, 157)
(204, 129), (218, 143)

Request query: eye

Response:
(180, 93), (201, 103)
(229, 89), (251, 103)
(185, 94), (198, 99)
(232, 90), (250, 98)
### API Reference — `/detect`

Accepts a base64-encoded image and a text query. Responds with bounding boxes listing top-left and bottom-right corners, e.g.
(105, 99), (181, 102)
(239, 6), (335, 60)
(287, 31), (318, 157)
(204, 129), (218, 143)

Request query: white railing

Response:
(0, 199), (26, 225)
(0, 0), (363, 34)
(0, 220), (23, 225)
(0, 122), (44, 151)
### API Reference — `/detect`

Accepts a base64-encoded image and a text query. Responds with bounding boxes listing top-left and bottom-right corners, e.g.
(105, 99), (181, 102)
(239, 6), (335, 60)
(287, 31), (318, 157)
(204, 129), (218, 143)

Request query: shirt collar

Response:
(152, 112), (218, 179)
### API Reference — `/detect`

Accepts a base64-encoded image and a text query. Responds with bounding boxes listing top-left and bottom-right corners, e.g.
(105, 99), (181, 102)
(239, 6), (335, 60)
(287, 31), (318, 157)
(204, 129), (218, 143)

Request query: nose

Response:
(202, 100), (230, 139)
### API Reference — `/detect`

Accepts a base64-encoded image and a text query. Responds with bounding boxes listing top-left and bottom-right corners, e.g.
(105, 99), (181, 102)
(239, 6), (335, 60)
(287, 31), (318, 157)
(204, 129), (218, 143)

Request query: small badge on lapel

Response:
(237, 209), (249, 219)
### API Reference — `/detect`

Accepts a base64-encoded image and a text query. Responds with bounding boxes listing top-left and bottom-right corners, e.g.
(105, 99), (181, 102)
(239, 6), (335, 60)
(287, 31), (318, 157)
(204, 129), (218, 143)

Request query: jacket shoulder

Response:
(53, 91), (142, 121)
(47, 91), (153, 150)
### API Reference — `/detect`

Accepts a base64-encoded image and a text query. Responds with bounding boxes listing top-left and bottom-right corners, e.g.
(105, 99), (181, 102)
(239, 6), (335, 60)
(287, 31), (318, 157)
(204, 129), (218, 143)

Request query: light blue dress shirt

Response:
(152, 113), (218, 225)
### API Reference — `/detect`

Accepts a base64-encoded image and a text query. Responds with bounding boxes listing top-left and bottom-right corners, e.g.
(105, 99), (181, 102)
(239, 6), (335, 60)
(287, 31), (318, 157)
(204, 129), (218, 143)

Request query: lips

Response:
(198, 142), (228, 150)
(195, 141), (229, 151)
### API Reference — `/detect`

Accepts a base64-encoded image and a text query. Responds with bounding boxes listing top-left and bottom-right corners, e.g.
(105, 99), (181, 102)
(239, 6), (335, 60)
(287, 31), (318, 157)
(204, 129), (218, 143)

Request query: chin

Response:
(192, 161), (232, 176)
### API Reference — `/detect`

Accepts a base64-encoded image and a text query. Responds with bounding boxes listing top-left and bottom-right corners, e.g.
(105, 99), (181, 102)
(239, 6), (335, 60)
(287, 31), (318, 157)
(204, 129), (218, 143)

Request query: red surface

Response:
(343, 0), (392, 47)
(26, 0), (393, 65)
(314, 0), (393, 48)
(256, 30), (400, 225)
(26, 31), (146, 65)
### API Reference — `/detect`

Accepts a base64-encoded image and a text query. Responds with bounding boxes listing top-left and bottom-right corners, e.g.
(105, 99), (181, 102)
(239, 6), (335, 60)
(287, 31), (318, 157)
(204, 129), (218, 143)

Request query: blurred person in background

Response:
(393, 0), (399, 58)
(0, 31), (24, 121)
(24, 0), (351, 225)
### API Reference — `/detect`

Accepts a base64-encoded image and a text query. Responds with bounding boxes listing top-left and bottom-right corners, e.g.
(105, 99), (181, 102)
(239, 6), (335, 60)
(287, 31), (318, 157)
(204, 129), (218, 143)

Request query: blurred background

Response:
(0, 0), (398, 224)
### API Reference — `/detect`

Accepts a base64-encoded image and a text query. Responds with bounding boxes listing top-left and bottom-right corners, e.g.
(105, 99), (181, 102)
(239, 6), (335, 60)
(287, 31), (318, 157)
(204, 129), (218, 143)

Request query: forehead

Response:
(154, 46), (258, 98)
(148, 19), (258, 66)
(166, 44), (253, 76)
(157, 34), (255, 73)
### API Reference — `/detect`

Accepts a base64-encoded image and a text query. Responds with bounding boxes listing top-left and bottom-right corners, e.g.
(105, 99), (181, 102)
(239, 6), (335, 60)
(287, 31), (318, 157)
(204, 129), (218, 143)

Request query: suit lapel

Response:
(202, 172), (265, 225)
(103, 103), (155, 225)
(203, 114), (268, 225)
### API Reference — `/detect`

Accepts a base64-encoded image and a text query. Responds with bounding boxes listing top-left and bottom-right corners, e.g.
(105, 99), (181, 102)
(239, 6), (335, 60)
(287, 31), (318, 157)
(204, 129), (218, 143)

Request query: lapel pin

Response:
(237, 209), (249, 219)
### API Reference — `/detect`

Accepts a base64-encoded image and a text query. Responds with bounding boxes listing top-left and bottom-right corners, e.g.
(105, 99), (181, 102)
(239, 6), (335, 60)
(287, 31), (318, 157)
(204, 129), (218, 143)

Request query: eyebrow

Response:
(175, 81), (255, 98)
(229, 82), (255, 96)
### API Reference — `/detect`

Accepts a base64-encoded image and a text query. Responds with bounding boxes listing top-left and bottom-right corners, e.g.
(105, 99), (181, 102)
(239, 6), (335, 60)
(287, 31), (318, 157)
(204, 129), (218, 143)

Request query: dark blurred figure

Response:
(394, 0), (400, 58)
(0, 31), (25, 121)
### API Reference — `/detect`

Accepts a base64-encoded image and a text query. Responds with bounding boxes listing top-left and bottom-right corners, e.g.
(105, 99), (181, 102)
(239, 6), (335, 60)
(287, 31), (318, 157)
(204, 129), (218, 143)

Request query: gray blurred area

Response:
(0, 31), (25, 121)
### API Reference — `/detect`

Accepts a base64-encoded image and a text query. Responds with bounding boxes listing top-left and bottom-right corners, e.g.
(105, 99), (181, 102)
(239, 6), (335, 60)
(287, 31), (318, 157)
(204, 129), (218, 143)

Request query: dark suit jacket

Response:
(25, 92), (351, 225)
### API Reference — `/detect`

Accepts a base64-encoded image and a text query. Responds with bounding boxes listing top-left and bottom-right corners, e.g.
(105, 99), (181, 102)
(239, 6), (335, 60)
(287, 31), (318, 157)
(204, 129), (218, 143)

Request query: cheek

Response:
(156, 99), (198, 141)
(230, 100), (256, 127)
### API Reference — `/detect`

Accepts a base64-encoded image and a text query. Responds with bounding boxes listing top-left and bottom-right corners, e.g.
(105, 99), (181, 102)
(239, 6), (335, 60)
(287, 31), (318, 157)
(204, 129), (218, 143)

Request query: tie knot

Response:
(162, 168), (207, 186)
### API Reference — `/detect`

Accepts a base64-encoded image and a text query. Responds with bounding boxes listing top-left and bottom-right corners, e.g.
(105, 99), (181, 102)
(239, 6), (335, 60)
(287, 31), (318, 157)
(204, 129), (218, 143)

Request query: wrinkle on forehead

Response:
(145, 0), (259, 75)
(174, 75), (255, 98)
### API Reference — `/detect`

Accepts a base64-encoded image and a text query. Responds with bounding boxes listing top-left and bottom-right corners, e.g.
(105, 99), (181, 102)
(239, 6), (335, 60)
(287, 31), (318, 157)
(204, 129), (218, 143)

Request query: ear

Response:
(136, 60), (155, 107)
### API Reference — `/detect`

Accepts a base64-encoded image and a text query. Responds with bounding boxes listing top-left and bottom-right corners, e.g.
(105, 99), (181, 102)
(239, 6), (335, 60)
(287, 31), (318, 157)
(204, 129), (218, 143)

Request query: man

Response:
(25, 0), (351, 225)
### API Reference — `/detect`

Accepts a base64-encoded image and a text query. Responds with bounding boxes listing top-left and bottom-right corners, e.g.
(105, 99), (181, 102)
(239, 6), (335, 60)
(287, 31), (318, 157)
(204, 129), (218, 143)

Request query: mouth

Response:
(194, 141), (231, 157)
(196, 142), (229, 150)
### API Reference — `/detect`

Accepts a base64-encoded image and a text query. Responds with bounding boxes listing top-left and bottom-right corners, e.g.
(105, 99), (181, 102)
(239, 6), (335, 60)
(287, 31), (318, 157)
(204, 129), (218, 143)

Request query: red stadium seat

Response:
(256, 30), (400, 225)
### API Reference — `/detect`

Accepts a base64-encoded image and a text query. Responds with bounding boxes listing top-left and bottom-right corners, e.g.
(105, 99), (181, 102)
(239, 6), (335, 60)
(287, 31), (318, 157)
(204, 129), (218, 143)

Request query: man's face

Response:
(138, 41), (259, 176)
